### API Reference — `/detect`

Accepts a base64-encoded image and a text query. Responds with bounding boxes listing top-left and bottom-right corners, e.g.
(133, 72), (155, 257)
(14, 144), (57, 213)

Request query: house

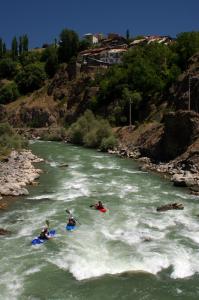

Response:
(83, 33), (103, 45)
(79, 47), (127, 66)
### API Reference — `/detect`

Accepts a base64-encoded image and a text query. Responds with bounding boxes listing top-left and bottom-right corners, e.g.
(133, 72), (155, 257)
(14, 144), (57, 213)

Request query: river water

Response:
(0, 141), (199, 300)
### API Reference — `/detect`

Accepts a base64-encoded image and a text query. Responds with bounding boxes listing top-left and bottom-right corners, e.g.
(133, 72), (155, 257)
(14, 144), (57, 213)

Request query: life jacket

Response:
(39, 229), (48, 239)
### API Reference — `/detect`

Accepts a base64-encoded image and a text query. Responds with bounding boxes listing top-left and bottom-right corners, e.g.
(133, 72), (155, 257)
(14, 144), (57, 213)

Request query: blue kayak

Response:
(31, 229), (56, 245)
(66, 225), (76, 231)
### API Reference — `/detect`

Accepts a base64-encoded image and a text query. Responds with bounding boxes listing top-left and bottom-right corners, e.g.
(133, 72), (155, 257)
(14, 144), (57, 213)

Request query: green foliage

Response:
(175, 31), (199, 69)
(22, 34), (29, 52)
(41, 127), (67, 141)
(15, 62), (46, 94)
(58, 28), (79, 63)
(0, 82), (20, 104)
(95, 42), (181, 125)
(100, 135), (118, 151)
(41, 46), (58, 78)
(68, 110), (116, 150)
(11, 36), (18, 60)
(20, 51), (41, 66)
(79, 39), (92, 52)
(0, 58), (18, 79)
(0, 38), (3, 58)
(0, 123), (27, 159)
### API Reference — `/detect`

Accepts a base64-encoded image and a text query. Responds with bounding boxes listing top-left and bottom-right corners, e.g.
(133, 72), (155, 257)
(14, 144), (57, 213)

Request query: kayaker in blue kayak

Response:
(67, 216), (76, 226)
(38, 227), (49, 240)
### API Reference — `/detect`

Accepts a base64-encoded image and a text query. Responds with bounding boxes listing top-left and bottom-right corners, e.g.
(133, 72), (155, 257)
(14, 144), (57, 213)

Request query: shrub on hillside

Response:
(100, 135), (118, 152)
(15, 62), (46, 94)
(0, 122), (28, 158)
(68, 110), (117, 150)
(0, 58), (19, 79)
(0, 82), (20, 104)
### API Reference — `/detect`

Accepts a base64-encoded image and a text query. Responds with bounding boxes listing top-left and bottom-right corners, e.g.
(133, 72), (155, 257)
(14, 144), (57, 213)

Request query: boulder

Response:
(157, 202), (184, 212)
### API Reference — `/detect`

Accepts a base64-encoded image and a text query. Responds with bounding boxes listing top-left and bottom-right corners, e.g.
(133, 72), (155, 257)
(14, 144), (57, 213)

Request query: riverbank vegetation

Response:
(0, 123), (27, 159)
(68, 110), (117, 151)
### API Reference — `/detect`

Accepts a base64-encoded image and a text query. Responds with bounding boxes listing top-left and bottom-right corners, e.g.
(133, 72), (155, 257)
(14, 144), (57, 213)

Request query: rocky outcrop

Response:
(157, 203), (184, 212)
(0, 228), (11, 235)
(0, 150), (43, 199)
(170, 52), (199, 112)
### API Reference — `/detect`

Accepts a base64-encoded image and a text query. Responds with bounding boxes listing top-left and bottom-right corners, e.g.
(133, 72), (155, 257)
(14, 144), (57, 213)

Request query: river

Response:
(0, 141), (199, 300)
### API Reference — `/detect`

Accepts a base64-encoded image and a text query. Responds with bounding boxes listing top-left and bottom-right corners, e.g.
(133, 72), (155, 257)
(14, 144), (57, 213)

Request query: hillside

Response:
(1, 39), (199, 191)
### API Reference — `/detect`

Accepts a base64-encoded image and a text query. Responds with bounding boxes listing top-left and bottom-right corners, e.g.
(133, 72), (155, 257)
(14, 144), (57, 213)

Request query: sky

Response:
(0, 0), (198, 49)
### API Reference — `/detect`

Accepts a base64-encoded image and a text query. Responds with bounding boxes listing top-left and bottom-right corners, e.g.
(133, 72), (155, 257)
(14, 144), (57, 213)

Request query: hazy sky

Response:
(0, 0), (198, 48)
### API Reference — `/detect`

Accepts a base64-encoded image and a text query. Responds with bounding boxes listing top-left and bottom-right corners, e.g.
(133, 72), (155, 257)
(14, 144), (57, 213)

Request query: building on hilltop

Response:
(83, 33), (104, 45)
(79, 46), (127, 67)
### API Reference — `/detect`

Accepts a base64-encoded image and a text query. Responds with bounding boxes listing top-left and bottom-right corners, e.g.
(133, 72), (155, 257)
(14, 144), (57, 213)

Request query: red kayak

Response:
(98, 208), (107, 213)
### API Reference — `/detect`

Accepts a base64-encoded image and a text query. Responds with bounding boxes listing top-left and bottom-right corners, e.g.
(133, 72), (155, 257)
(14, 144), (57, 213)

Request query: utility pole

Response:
(188, 73), (191, 111)
(129, 98), (132, 126)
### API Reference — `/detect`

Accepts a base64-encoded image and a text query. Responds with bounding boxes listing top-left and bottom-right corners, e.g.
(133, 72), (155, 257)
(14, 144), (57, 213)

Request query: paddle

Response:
(65, 209), (81, 225)
(46, 219), (50, 228)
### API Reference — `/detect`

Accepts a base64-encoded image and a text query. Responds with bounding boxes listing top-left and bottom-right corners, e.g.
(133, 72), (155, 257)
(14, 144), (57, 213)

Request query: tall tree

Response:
(0, 38), (3, 58)
(126, 29), (130, 40)
(43, 46), (59, 78)
(2, 42), (6, 56)
(22, 34), (29, 52)
(11, 36), (18, 60)
(175, 31), (199, 70)
(58, 28), (79, 63)
(18, 36), (23, 55)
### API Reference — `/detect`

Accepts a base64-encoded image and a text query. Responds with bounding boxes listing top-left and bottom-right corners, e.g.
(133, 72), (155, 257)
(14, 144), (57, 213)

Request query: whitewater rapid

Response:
(0, 141), (199, 299)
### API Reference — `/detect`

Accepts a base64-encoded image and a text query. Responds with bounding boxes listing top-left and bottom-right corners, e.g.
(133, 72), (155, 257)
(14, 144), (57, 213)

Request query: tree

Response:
(11, 36), (18, 60)
(43, 46), (59, 78)
(2, 42), (6, 56)
(0, 82), (20, 104)
(15, 62), (46, 93)
(126, 29), (130, 40)
(0, 38), (3, 58)
(122, 88), (142, 125)
(0, 58), (18, 79)
(18, 36), (23, 55)
(79, 38), (91, 52)
(58, 29), (79, 63)
(22, 34), (29, 52)
(175, 31), (199, 69)
(20, 51), (41, 66)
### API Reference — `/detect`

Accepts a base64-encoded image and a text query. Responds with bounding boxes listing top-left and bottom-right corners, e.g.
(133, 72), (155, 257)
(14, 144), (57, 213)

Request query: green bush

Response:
(15, 62), (46, 94)
(0, 122), (28, 159)
(0, 82), (20, 104)
(68, 110), (116, 150)
(0, 58), (19, 79)
(100, 135), (118, 152)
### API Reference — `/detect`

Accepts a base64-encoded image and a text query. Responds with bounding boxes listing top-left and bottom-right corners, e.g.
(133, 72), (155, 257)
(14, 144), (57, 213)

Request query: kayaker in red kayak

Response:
(94, 201), (104, 210)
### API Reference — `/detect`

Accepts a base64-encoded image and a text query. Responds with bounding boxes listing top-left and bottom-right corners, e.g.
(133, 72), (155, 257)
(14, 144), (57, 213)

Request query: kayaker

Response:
(67, 216), (76, 226)
(38, 227), (49, 240)
(95, 201), (104, 210)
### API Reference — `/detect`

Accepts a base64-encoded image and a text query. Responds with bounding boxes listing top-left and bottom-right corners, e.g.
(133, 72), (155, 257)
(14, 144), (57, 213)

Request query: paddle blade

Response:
(65, 209), (71, 214)
(46, 220), (50, 227)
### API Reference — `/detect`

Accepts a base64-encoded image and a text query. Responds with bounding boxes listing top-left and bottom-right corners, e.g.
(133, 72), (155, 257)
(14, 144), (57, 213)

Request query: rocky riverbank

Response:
(110, 111), (199, 196)
(108, 145), (199, 195)
(0, 149), (43, 201)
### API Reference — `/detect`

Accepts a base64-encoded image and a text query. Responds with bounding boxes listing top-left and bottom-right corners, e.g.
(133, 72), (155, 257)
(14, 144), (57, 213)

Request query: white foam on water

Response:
(0, 271), (24, 300)
(24, 265), (44, 276)
(93, 162), (120, 170)
(27, 194), (55, 200)
(122, 169), (148, 174)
